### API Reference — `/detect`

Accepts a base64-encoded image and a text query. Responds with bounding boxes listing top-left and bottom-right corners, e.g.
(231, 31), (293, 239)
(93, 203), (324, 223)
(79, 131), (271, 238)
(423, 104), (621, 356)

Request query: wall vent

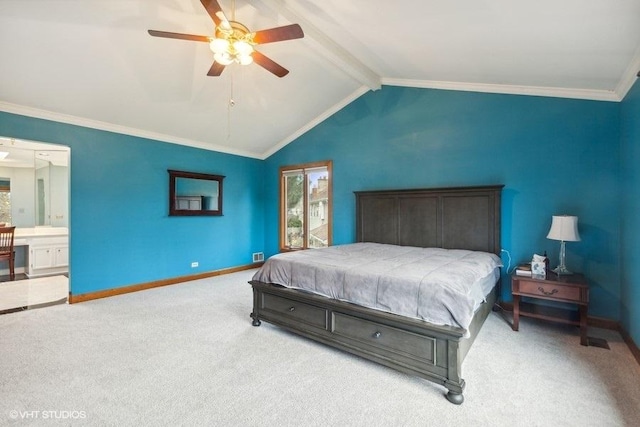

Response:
(252, 252), (264, 263)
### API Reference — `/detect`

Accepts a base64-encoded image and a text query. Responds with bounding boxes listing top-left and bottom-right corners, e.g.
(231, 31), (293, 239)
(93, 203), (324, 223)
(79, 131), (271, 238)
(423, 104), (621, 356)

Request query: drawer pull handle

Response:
(288, 306), (295, 312)
(538, 287), (558, 296)
(373, 331), (382, 339)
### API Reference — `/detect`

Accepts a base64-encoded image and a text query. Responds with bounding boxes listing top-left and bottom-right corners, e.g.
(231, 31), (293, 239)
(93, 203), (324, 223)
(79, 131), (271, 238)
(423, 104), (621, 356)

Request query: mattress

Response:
(252, 242), (502, 331)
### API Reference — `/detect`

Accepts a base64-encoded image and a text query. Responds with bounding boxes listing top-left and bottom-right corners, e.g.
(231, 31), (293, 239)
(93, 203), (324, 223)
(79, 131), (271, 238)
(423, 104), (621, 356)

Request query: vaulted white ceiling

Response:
(1, 0), (639, 159)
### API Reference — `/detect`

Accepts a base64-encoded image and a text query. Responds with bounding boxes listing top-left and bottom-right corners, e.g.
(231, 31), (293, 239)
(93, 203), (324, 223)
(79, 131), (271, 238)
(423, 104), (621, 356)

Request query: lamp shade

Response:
(547, 215), (581, 242)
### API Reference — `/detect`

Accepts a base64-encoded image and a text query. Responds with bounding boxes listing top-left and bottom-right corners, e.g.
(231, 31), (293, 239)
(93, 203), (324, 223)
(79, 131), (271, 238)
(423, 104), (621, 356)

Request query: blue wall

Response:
(621, 79), (640, 345)
(264, 87), (621, 319)
(1, 83), (634, 339)
(0, 111), (264, 295)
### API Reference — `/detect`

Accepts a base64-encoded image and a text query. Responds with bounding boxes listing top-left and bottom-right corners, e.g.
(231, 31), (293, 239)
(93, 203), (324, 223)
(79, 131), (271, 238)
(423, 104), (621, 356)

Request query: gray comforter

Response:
(252, 243), (502, 331)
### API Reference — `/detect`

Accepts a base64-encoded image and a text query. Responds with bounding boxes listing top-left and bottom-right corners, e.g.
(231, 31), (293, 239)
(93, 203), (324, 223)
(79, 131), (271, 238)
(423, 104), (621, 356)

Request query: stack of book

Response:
(515, 263), (532, 276)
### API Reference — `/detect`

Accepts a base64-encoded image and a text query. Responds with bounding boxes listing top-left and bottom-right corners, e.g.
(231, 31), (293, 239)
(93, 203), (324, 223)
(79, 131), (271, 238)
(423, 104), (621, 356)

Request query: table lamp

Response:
(546, 215), (581, 275)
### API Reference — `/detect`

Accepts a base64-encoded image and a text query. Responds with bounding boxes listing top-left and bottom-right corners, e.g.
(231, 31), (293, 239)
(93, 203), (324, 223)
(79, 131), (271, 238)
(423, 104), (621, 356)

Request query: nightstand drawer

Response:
(518, 280), (580, 302)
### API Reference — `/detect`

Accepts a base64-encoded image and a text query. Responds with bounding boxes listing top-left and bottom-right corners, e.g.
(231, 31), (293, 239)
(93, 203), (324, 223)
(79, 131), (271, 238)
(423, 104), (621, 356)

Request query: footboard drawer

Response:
(260, 293), (328, 329)
(331, 312), (437, 366)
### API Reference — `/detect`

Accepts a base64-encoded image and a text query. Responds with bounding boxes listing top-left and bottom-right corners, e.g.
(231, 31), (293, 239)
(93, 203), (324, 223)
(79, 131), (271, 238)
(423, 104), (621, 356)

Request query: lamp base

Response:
(552, 265), (573, 275)
(552, 240), (574, 275)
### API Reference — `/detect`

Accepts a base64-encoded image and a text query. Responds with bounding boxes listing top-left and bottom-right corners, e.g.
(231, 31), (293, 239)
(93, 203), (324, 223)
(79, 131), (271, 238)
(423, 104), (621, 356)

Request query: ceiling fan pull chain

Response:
(229, 69), (235, 106)
(227, 71), (234, 141)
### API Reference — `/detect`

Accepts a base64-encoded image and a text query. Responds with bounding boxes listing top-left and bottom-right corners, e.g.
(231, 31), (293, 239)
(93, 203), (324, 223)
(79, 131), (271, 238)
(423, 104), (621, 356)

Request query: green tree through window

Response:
(0, 180), (11, 225)
(280, 161), (332, 251)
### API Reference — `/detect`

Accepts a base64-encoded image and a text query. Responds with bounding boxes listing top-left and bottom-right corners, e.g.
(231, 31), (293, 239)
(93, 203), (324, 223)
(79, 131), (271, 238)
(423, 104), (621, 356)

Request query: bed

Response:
(249, 185), (503, 404)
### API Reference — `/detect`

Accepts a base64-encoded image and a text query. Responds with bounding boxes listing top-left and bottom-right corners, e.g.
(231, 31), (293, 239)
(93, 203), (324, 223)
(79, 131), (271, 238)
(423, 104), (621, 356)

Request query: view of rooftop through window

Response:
(281, 161), (332, 251)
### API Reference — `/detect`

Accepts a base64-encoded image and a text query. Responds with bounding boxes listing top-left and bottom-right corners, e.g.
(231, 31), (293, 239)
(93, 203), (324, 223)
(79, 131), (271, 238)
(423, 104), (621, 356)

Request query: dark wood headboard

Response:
(355, 185), (503, 255)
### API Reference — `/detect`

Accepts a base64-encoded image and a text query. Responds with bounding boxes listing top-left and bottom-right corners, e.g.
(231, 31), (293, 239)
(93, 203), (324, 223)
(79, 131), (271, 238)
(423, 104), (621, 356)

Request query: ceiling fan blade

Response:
(207, 61), (225, 77)
(252, 51), (289, 78)
(216, 11), (232, 30)
(200, 0), (225, 26)
(148, 30), (209, 43)
(253, 24), (304, 45)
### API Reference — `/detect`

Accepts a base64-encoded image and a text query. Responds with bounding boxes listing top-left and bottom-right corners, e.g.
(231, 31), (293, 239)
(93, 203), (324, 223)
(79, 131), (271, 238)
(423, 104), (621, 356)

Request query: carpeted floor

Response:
(1, 269), (639, 426)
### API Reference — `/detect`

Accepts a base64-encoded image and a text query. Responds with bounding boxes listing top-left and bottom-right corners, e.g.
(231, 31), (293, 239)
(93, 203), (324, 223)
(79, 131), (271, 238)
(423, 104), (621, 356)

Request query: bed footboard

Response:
(250, 280), (495, 404)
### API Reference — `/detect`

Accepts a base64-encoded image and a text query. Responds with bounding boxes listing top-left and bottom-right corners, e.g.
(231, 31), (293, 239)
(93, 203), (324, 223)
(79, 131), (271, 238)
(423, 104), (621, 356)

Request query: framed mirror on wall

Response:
(168, 170), (224, 216)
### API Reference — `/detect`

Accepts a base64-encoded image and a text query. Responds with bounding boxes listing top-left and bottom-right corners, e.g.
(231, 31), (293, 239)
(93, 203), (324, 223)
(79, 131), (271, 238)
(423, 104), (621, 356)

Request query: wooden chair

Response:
(0, 226), (16, 280)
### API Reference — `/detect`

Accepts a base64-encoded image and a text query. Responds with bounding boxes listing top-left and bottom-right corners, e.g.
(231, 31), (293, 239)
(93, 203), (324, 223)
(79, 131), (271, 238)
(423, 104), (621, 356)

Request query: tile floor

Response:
(0, 275), (68, 314)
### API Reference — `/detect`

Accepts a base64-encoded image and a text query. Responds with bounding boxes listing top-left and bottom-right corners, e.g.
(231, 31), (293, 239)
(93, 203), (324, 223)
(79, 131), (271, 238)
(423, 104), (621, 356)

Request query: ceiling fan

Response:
(148, 0), (304, 77)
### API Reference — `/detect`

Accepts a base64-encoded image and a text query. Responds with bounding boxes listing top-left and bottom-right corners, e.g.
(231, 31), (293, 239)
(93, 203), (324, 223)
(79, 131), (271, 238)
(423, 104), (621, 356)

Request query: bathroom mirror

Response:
(168, 170), (224, 216)
(0, 138), (69, 227)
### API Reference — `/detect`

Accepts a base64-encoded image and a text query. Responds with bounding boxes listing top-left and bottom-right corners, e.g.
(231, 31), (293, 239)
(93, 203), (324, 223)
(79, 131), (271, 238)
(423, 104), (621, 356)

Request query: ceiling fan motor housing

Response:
(216, 21), (253, 43)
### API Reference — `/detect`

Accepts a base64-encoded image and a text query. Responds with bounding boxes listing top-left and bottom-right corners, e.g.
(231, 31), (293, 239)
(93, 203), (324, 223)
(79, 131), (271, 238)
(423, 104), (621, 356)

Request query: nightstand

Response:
(511, 272), (589, 346)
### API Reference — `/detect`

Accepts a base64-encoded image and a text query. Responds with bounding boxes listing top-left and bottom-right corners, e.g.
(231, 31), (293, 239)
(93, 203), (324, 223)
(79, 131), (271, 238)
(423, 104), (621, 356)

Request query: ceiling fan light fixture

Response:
(214, 51), (234, 65)
(209, 38), (230, 54)
(210, 32), (255, 66)
(238, 54), (253, 65)
(233, 40), (253, 56)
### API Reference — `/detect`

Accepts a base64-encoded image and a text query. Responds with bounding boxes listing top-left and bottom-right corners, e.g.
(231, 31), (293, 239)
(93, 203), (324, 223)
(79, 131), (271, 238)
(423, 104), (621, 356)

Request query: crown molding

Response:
(0, 102), (262, 159)
(615, 43), (640, 102)
(381, 78), (621, 102)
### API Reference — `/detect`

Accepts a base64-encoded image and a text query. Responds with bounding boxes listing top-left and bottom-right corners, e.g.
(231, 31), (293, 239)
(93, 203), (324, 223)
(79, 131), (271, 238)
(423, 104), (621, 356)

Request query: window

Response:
(280, 160), (332, 251)
(0, 179), (10, 225)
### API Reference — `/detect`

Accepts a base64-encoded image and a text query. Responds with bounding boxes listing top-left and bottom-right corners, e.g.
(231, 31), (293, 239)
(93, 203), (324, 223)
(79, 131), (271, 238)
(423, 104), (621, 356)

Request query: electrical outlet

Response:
(252, 252), (264, 262)
(191, 261), (199, 268)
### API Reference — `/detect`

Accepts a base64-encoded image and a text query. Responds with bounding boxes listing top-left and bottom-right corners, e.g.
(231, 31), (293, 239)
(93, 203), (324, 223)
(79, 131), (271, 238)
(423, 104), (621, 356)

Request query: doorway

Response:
(0, 136), (70, 314)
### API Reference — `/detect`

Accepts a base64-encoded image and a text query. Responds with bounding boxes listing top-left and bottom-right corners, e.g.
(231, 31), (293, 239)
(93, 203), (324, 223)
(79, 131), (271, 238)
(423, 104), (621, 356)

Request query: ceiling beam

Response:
(255, 0), (381, 91)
